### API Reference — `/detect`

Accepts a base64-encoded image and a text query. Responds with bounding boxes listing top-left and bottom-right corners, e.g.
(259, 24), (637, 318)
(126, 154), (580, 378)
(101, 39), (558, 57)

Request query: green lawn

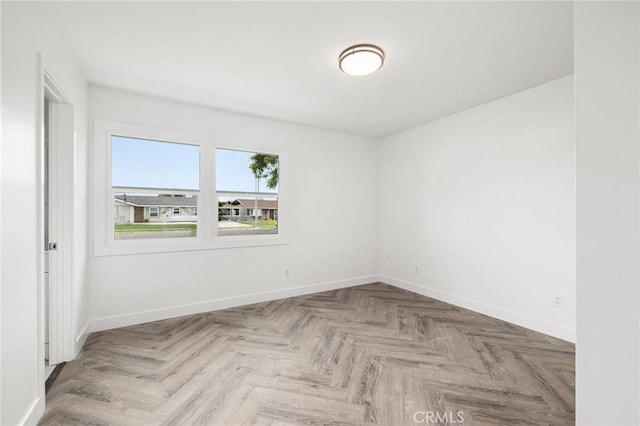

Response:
(238, 220), (277, 228)
(115, 223), (197, 232)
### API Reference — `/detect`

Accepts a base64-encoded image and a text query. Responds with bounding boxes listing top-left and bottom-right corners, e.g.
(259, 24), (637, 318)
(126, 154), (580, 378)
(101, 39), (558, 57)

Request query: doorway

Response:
(40, 67), (75, 382)
(134, 206), (144, 223)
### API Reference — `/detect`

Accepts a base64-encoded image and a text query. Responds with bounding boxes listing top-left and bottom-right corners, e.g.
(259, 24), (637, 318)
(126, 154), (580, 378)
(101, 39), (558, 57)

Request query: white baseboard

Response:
(21, 395), (44, 426)
(90, 275), (378, 332)
(89, 273), (575, 342)
(380, 274), (576, 343)
(75, 321), (90, 356)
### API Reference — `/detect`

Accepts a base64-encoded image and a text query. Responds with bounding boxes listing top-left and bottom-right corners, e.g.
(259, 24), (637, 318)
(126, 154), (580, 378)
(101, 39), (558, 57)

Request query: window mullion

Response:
(200, 143), (215, 241)
(113, 186), (198, 195)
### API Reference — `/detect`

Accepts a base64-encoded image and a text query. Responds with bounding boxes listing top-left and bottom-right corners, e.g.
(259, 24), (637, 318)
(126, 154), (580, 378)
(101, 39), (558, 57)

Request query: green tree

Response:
(249, 154), (279, 190)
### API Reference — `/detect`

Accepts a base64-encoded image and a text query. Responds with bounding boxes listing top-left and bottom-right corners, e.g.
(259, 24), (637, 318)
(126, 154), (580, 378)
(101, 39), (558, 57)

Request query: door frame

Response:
(37, 55), (75, 377)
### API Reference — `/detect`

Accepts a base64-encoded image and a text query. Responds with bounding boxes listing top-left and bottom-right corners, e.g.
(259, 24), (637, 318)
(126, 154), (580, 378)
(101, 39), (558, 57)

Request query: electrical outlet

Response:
(415, 265), (420, 275)
(284, 269), (290, 279)
(552, 294), (564, 308)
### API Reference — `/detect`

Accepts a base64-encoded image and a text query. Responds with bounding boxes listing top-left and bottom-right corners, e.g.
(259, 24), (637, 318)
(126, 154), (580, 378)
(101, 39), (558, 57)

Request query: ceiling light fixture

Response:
(339, 44), (385, 76)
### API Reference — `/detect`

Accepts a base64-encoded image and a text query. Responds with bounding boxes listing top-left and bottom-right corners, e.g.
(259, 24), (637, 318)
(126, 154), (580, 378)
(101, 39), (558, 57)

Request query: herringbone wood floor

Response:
(40, 283), (574, 426)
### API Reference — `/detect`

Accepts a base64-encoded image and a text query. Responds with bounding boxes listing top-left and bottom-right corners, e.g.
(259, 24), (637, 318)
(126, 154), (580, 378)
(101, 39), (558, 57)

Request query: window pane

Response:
(216, 148), (278, 193)
(217, 196), (278, 236)
(112, 136), (199, 190)
(215, 148), (280, 238)
(115, 193), (197, 240)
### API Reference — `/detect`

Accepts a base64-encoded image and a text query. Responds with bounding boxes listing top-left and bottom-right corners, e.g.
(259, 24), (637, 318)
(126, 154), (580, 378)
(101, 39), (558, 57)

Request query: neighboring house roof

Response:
(115, 195), (277, 209)
(115, 194), (197, 207)
(230, 199), (278, 209)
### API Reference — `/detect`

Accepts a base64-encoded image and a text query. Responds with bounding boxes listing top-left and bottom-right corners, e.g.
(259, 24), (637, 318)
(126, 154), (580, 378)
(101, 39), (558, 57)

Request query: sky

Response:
(111, 136), (278, 193)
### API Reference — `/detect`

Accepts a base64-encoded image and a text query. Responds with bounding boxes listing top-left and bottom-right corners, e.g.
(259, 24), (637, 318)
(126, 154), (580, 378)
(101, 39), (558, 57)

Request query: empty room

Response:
(1, 1), (639, 425)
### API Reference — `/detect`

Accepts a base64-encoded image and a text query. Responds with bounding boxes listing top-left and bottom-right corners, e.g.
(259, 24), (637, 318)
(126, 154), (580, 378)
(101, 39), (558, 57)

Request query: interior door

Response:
(44, 97), (51, 363)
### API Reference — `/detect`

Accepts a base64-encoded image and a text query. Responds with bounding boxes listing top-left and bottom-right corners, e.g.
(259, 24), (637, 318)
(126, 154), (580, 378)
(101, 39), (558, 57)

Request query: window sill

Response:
(94, 234), (289, 257)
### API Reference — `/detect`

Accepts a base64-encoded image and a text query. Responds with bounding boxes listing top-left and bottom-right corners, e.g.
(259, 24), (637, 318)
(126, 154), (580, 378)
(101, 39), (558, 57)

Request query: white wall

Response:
(379, 76), (576, 341)
(88, 86), (378, 330)
(575, 3), (640, 425)
(1, 3), (88, 425)
(0, 1), (3, 422)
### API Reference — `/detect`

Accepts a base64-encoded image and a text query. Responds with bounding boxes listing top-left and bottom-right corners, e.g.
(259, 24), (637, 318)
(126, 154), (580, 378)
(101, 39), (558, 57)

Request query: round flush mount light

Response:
(339, 44), (385, 76)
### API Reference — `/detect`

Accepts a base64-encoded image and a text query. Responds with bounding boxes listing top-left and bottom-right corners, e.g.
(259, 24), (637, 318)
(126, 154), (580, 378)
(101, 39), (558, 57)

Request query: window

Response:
(111, 135), (199, 240)
(94, 120), (288, 255)
(216, 148), (279, 237)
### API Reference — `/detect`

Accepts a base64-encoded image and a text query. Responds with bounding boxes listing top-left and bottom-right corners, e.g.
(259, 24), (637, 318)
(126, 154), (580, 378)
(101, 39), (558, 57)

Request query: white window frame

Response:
(149, 207), (160, 217)
(92, 120), (289, 256)
(172, 207), (180, 215)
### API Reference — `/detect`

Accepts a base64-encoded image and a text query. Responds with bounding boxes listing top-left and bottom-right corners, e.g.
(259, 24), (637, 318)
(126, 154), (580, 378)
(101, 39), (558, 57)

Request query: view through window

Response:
(111, 137), (280, 241)
(216, 148), (279, 236)
(112, 136), (200, 240)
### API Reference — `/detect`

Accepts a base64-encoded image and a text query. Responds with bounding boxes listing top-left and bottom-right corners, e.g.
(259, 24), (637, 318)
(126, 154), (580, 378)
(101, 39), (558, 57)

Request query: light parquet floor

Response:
(40, 283), (575, 426)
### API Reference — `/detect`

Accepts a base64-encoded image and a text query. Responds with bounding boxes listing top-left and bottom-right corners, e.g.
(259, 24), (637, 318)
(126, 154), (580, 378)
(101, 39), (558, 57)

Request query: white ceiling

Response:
(50, 1), (573, 138)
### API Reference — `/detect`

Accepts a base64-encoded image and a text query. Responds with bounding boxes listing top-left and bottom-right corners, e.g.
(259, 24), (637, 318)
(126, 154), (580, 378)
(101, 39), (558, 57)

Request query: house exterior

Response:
(219, 198), (278, 221)
(115, 195), (277, 224)
(114, 195), (197, 224)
